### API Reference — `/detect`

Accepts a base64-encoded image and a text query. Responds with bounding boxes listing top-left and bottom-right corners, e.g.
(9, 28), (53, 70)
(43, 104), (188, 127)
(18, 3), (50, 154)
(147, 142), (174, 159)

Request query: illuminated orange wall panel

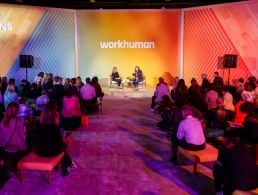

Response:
(183, 7), (250, 85)
(213, 1), (258, 77)
(79, 10), (179, 86)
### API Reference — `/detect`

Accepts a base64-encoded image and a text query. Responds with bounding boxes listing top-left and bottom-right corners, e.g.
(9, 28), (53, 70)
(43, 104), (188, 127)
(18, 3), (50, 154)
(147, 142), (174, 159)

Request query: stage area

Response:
(0, 95), (216, 194)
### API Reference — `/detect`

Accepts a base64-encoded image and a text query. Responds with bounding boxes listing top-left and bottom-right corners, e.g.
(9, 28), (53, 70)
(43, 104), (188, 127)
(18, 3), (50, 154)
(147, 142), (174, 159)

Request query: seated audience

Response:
(150, 77), (170, 111)
(188, 78), (203, 111)
(35, 90), (49, 116)
(91, 76), (104, 98)
(49, 75), (65, 111)
(241, 82), (255, 103)
(205, 83), (218, 111)
(60, 87), (81, 132)
(4, 84), (18, 110)
(36, 101), (72, 176)
(156, 95), (175, 130)
(213, 129), (257, 195)
(0, 103), (28, 176)
(80, 77), (97, 113)
(176, 105), (206, 151)
(170, 105), (204, 164)
(174, 79), (188, 108)
(206, 97), (232, 139)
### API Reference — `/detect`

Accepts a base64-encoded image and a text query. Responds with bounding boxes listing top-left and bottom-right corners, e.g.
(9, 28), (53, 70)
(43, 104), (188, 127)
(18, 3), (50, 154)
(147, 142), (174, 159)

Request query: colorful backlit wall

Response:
(0, 1), (257, 86)
(79, 10), (179, 85)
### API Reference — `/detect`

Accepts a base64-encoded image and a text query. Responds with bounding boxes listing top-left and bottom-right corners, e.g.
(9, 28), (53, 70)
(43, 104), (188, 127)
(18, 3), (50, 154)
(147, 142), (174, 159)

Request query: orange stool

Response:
(81, 114), (89, 126)
(17, 151), (64, 183)
(178, 143), (218, 174)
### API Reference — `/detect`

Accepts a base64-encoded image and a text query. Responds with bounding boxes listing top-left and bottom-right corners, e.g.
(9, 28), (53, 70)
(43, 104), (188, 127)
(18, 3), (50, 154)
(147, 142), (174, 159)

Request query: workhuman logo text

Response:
(100, 40), (156, 49)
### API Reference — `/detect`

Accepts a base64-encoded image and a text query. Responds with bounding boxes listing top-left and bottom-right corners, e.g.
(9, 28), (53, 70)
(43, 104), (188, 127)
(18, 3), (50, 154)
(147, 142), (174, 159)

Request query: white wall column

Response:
(178, 9), (184, 79)
(74, 10), (80, 76)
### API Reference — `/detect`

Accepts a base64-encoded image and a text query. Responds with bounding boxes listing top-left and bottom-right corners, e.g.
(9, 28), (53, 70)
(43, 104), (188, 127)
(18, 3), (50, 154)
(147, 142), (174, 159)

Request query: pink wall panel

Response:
(184, 8), (250, 86)
(213, 1), (258, 77)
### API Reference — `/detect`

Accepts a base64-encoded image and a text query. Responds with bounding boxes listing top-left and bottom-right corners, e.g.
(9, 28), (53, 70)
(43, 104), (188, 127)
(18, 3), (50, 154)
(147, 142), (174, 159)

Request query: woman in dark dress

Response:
(132, 66), (144, 88)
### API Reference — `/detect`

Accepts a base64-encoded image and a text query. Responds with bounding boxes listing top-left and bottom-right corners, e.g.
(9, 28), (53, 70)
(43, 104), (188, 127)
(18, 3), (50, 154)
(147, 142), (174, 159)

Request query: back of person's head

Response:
(191, 78), (197, 85)
(86, 77), (91, 84)
(54, 76), (60, 83)
(201, 74), (207, 79)
(238, 77), (244, 83)
(91, 76), (98, 84)
(216, 97), (224, 107)
(3, 102), (19, 127)
(65, 86), (74, 97)
(8, 78), (15, 85)
(181, 105), (193, 119)
(214, 71), (219, 76)
(40, 101), (58, 125)
(71, 78), (76, 85)
(159, 77), (164, 84)
(240, 101), (256, 115)
(177, 79), (185, 87)
(38, 72), (44, 78)
(223, 129), (241, 148)
(19, 97), (27, 104)
(244, 82), (252, 91)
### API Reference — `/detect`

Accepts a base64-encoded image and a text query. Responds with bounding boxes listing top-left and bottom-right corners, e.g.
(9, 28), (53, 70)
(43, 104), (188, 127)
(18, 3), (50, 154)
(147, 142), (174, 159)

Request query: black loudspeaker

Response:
(19, 55), (34, 68)
(223, 54), (237, 68)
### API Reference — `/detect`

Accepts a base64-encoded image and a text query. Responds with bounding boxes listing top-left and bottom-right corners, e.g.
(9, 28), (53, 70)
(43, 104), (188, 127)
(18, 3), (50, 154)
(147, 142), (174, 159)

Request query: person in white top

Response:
(155, 77), (170, 102)
(177, 105), (206, 150)
(80, 77), (97, 113)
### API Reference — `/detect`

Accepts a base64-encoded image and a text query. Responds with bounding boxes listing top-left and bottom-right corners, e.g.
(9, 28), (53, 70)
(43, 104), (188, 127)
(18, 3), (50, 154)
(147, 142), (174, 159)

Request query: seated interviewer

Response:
(177, 105), (206, 151)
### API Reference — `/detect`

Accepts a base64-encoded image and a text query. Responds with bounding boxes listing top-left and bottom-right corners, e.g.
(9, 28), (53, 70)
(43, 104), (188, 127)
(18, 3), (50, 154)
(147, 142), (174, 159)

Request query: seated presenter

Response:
(111, 67), (122, 87)
(132, 66), (144, 89)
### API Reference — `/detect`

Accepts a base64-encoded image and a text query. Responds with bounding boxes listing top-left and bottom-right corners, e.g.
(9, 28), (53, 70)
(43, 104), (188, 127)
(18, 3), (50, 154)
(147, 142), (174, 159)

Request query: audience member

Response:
(91, 76), (104, 98)
(36, 101), (72, 176)
(60, 87), (81, 133)
(213, 129), (257, 195)
(0, 102), (28, 174)
(80, 77), (97, 113)
(241, 82), (255, 103)
(49, 76), (65, 111)
(205, 83), (218, 111)
(150, 77), (170, 111)
(4, 84), (18, 109)
(174, 79), (188, 108)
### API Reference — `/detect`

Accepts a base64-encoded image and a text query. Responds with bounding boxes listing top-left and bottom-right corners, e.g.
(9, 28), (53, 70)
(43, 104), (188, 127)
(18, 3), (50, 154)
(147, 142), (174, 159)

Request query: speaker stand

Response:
(227, 67), (230, 87)
(25, 66), (28, 81)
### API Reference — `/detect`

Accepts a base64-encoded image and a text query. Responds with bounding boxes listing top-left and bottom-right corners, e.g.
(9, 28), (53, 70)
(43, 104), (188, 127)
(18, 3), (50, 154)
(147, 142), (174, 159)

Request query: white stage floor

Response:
(103, 86), (155, 98)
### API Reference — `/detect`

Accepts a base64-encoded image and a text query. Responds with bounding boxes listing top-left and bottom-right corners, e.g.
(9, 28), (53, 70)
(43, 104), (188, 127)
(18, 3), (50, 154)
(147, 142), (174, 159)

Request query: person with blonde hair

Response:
(111, 67), (122, 87)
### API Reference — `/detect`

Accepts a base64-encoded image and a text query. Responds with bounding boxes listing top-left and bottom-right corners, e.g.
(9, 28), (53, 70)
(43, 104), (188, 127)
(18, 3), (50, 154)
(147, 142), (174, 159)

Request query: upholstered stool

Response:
(17, 151), (64, 183)
(178, 143), (218, 174)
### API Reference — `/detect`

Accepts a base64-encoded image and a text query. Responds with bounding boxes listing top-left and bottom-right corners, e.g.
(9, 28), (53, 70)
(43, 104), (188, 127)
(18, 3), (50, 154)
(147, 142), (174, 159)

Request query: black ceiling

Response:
(0, 0), (247, 9)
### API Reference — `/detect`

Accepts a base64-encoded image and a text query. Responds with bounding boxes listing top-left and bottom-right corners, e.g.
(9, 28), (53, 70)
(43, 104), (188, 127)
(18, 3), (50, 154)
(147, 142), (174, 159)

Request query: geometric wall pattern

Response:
(184, 7), (251, 85)
(1, 1), (257, 87)
(7, 9), (75, 82)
